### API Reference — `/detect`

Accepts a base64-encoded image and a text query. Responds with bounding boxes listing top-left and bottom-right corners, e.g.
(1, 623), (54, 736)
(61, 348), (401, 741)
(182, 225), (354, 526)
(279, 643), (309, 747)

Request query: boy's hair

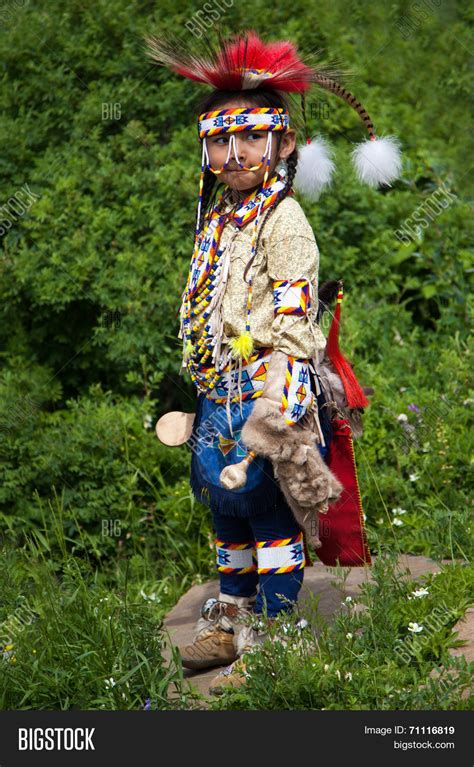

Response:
(194, 87), (298, 245)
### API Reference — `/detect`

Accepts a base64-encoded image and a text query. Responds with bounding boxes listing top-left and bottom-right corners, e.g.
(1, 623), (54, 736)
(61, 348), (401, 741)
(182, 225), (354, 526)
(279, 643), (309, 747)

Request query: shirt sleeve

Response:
(265, 204), (327, 359)
(264, 200), (327, 425)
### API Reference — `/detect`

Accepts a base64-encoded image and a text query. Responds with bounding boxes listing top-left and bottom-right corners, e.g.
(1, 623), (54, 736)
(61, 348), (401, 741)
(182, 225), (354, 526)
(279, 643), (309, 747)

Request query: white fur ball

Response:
(351, 135), (402, 188)
(294, 136), (335, 200)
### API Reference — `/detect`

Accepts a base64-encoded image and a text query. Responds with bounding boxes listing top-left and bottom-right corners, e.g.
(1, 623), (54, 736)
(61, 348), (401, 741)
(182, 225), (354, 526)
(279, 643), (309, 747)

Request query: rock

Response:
(162, 554), (453, 704)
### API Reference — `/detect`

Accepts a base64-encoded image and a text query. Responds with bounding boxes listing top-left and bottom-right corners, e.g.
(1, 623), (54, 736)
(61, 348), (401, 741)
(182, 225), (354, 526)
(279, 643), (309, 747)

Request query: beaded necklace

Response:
(180, 172), (287, 394)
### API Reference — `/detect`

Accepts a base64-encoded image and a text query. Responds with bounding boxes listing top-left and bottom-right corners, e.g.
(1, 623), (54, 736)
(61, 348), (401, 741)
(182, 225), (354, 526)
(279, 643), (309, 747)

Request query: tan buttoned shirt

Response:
(204, 193), (327, 359)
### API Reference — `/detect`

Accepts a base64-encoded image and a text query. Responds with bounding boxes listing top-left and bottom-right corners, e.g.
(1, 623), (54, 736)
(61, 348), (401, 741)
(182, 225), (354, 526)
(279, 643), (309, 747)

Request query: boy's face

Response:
(204, 98), (296, 194)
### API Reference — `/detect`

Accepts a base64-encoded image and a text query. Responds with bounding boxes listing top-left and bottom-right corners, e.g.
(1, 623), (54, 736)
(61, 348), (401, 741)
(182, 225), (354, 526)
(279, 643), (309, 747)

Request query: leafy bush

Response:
(0, 0), (471, 709)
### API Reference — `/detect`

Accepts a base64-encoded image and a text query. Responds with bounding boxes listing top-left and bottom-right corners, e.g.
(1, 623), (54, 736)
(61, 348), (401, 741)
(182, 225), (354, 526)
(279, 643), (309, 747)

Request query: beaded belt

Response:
(205, 348), (272, 404)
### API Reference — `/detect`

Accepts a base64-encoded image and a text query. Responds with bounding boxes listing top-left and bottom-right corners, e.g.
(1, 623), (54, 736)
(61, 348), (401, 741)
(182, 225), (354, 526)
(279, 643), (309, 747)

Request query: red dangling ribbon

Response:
(325, 282), (369, 409)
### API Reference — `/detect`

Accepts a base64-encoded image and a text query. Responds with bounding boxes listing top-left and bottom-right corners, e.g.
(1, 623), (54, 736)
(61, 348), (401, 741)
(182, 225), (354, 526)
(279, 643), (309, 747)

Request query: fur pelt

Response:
(317, 354), (375, 439)
(241, 396), (343, 549)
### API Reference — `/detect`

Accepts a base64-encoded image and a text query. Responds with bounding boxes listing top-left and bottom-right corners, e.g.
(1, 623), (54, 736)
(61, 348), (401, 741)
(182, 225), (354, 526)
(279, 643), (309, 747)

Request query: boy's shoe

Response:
(208, 616), (311, 693)
(178, 625), (236, 670)
(177, 595), (255, 671)
(209, 625), (259, 694)
(208, 655), (250, 695)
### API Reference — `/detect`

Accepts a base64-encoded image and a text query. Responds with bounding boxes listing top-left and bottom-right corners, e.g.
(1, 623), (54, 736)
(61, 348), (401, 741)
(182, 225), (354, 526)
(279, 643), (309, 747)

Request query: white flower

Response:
(409, 473), (420, 482)
(143, 414), (153, 430)
(323, 663), (330, 672)
(392, 507), (407, 515)
(393, 518), (404, 527)
(363, 513), (367, 522)
(411, 588), (429, 598)
(346, 633), (353, 640)
(397, 413), (408, 423)
(407, 622), (424, 633)
(140, 589), (160, 603)
(345, 596), (353, 603)
(345, 672), (352, 681)
(104, 677), (116, 689)
(335, 669), (341, 680)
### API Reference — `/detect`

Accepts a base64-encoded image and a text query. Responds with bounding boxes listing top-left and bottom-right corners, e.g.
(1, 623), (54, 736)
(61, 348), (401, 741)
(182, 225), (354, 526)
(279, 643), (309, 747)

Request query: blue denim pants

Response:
(210, 496), (305, 618)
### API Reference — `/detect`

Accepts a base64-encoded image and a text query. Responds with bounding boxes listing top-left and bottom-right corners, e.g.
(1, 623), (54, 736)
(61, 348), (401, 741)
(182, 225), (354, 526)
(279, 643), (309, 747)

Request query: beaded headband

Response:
(198, 107), (290, 138)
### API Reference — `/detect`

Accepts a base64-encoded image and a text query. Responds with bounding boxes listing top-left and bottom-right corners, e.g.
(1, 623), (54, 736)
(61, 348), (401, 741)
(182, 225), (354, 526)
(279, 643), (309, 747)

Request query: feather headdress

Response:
(144, 29), (402, 196)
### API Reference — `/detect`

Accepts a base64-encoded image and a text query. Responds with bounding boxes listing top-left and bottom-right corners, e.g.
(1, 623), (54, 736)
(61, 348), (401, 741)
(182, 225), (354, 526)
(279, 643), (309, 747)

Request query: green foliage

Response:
(0, 539), (187, 710)
(0, 0), (471, 709)
(210, 553), (473, 711)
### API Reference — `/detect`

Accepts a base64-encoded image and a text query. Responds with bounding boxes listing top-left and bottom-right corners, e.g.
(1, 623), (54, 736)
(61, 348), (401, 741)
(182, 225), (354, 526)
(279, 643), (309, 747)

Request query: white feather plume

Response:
(294, 136), (335, 200)
(351, 135), (402, 188)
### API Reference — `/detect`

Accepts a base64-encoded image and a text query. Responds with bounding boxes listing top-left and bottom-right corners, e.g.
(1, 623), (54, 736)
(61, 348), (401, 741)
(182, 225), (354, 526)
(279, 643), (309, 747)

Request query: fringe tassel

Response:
(190, 458), (280, 518)
(326, 282), (369, 409)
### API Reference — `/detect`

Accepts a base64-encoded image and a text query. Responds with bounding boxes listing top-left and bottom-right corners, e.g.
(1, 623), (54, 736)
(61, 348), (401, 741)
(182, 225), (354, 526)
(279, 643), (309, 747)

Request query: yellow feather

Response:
(229, 332), (254, 361)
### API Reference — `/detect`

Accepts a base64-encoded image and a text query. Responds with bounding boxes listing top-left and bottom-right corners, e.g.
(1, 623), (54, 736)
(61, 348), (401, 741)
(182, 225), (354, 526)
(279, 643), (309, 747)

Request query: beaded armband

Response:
(273, 279), (311, 316)
(281, 356), (315, 426)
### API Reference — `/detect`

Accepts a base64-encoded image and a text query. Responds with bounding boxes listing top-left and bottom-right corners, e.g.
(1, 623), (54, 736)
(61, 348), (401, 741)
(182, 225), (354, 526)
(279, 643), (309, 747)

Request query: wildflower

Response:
(392, 507), (407, 515)
(346, 633), (353, 640)
(345, 596), (353, 603)
(409, 473), (420, 482)
(407, 622), (424, 633)
(335, 669), (341, 680)
(143, 415), (153, 430)
(143, 698), (151, 711)
(140, 589), (160, 603)
(397, 413), (408, 423)
(4, 644), (14, 652)
(363, 513), (367, 521)
(345, 672), (352, 681)
(393, 518), (404, 527)
(104, 677), (116, 689)
(408, 404), (420, 413)
(411, 588), (429, 598)
(324, 664), (330, 673)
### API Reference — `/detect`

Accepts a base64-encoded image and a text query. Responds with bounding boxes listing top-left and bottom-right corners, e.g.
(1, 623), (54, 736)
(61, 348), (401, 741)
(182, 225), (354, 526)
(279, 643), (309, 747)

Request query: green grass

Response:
(208, 552), (473, 711)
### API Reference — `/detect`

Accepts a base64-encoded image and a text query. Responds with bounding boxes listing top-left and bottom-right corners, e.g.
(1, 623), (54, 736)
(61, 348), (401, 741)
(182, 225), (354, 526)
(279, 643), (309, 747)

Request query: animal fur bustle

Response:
(317, 355), (370, 439)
